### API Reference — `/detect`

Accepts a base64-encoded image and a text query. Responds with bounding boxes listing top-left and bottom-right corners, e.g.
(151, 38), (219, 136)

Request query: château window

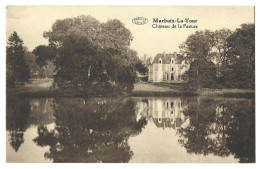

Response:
(159, 59), (162, 64)
(171, 68), (174, 71)
(171, 102), (174, 108)
(171, 59), (174, 64)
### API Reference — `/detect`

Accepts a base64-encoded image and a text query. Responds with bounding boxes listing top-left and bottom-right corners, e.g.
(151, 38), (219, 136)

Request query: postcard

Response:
(5, 6), (255, 163)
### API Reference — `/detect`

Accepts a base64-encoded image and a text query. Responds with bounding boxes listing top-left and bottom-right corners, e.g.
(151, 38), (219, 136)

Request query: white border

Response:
(0, 1), (258, 169)
(2, 0), (257, 6)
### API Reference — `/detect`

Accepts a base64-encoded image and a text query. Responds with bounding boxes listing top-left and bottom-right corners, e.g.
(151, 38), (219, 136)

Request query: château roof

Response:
(152, 52), (182, 64)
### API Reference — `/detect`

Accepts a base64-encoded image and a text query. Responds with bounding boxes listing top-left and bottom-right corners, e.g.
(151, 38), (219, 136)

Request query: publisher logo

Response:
(132, 17), (148, 25)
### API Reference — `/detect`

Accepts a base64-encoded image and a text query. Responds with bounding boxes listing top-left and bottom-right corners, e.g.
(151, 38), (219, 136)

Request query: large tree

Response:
(6, 31), (30, 85)
(179, 30), (216, 62)
(226, 24), (255, 89)
(42, 15), (135, 94)
(179, 26), (255, 89)
(179, 30), (217, 89)
(212, 29), (232, 83)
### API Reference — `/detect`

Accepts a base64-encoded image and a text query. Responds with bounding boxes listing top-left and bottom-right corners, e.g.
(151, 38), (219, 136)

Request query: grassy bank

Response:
(133, 82), (255, 98)
(7, 88), (59, 98)
(132, 91), (198, 97)
(6, 80), (255, 98)
(132, 90), (254, 98)
(197, 88), (255, 98)
(7, 88), (123, 98)
(7, 87), (254, 98)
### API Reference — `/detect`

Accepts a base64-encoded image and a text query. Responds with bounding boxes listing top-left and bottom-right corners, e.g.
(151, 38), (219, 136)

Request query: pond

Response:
(6, 96), (255, 163)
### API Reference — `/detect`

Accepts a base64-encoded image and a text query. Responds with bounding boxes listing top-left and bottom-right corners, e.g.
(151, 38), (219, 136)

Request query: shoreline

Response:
(6, 80), (255, 98)
(7, 87), (255, 98)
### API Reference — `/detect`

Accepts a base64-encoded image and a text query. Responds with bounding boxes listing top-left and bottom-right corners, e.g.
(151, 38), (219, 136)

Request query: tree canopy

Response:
(179, 30), (217, 89)
(225, 24), (255, 89)
(32, 45), (57, 67)
(179, 30), (216, 62)
(41, 15), (137, 94)
(179, 24), (255, 89)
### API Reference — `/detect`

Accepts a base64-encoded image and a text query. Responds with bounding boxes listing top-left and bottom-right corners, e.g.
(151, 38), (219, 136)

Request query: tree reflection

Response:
(33, 98), (147, 163)
(178, 98), (255, 163)
(6, 96), (30, 152)
(6, 97), (55, 152)
(225, 101), (255, 163)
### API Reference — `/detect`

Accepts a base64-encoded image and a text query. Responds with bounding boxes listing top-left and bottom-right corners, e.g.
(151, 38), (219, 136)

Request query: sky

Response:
(6, 6), (254, 59)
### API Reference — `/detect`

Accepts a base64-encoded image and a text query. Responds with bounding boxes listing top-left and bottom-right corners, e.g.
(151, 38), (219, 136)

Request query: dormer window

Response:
(171, 59), (174, 64)
(159, 59), (162, 64)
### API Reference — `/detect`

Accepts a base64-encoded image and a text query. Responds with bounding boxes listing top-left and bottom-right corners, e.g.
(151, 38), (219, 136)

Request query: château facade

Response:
(148, 52), (189, 83)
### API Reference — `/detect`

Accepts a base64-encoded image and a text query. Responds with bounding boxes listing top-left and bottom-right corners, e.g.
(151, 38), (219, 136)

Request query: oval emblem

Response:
(132, 17), (148, 25)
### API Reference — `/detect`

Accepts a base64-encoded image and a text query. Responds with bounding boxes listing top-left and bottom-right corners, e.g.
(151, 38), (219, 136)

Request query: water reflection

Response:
(6, 97), (30, 152)
(33, 98), (147, 163)
(6, 96), (255, 163)
(178, 98), (255, 163)
(133, 97), (255, 163)
(6, 97), (54, 152)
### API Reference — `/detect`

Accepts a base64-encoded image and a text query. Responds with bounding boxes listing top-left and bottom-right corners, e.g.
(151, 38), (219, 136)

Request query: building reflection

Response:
(135, 97), (255, 163)
(136, 98), (187, 129)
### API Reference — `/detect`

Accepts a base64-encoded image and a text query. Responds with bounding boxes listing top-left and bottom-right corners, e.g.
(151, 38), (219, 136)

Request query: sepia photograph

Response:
(5, 6), (255, 163)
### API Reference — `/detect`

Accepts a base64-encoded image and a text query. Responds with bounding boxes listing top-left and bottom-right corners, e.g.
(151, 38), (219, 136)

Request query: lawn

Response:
(133, 83), (177, 92)
(133, 82), (254, 98)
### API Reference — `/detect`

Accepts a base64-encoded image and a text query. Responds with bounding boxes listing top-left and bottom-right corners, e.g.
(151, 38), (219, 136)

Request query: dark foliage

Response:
(6, 31), (30, 86)
(135, 61), (148, 75)
(40, 15), (137, 94)
(225, 24), (255, 89)
(178, 98), (255, 162)
(179, 24), (255, 90)
(187, 59), (216, 89)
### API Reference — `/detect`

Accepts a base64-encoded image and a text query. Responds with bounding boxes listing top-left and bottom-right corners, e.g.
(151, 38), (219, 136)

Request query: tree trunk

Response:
(43, 66), (47, 79)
